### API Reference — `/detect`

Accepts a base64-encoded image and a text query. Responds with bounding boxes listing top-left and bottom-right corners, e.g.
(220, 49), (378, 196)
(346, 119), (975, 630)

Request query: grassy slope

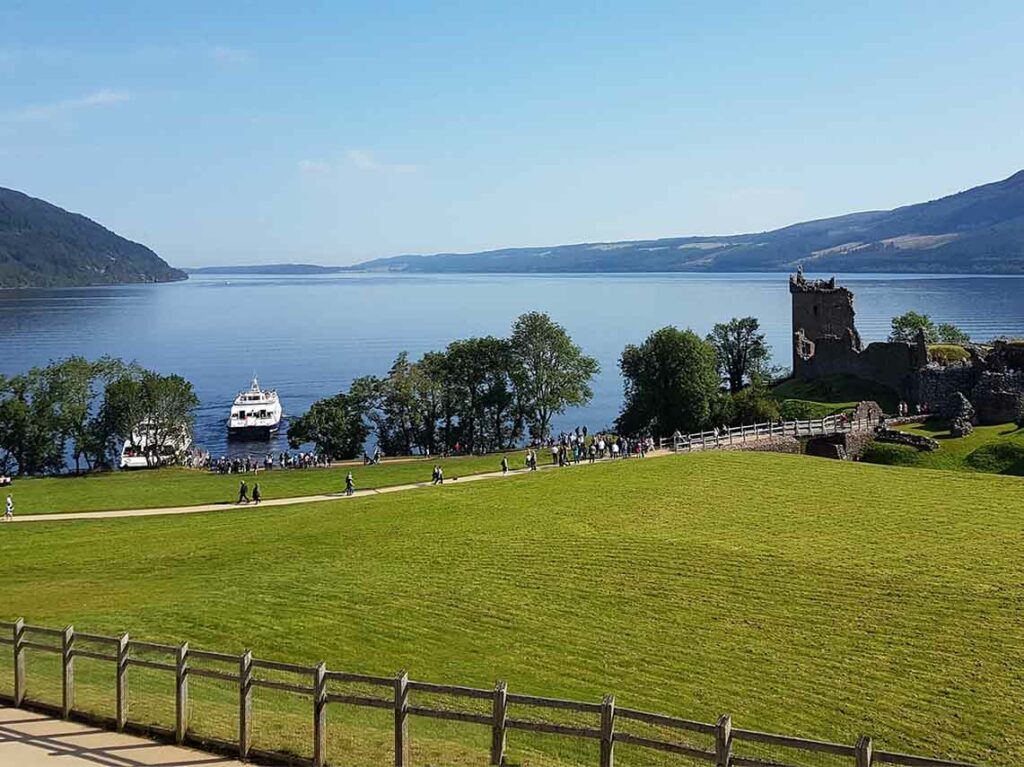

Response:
(772, 375), (899, 417)
(864, 420), (1024, 474)
(5, 451), (528, 515)
(1, 452), (1021, 765)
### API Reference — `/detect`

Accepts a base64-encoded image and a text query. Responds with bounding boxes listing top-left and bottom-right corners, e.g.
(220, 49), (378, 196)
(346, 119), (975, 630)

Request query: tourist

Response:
(238, 480), (249, 504)
(252, 483), (262, 505)
(345, 472), (355, 496)
(4, 494), (12, 522)
(501, 456), (509, 475)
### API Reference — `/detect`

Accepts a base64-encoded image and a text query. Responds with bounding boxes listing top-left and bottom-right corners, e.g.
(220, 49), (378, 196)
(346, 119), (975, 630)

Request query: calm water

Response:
(1, 272), (1022, 458)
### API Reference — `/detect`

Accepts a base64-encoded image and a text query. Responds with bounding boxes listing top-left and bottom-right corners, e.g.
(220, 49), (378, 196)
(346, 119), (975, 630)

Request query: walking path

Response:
(11, 415), (870, 525)
(0, 706), (243, 767)
(9, 457), (665, 524)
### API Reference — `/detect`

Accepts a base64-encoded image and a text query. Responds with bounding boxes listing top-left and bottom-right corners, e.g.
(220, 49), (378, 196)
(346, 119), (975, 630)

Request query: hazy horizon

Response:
(3, 2), (1024, 268)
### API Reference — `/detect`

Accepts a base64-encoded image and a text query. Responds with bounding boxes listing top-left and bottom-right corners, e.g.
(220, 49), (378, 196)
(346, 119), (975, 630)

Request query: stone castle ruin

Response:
(790, 271), (1024, 424)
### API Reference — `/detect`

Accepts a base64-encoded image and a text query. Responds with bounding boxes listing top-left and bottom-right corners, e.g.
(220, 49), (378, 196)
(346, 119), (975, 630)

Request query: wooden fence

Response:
(0, 619), (981, 767)
(658, 415), (878, 453)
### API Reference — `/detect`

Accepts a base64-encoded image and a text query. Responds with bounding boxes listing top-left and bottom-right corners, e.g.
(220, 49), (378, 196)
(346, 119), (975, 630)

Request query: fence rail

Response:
(658, 415), (878, 452)
(0, 619), (981, 767)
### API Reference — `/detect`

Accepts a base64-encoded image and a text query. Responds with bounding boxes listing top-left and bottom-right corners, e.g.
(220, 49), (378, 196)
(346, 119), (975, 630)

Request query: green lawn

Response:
(1, 452), (1021, 766)
(863, 420), (1024, 475)
(4, 450), (529, 515)
(772, 374), (899, 419)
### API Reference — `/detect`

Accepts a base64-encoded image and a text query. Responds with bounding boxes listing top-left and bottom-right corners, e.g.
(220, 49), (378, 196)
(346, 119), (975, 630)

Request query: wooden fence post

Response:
(855, 735), (873, 767)
(175, 642), (188, 744)
(61, 625), (74, 719)
(239, 650), (253, 760)
(116, 633), (129, 731)
(715, 714), (731, 767)
(490, 680), (507, 766)
(313, 662), (327, 767)
(12, 618), (25, 707)
(394, 671), (409, 767)
(600, 695), (615, 767)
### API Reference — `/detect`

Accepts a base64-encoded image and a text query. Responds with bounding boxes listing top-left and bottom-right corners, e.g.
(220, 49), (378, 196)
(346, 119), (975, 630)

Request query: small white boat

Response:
(120, 422), (193, 470)
(227, 376), (283, 439)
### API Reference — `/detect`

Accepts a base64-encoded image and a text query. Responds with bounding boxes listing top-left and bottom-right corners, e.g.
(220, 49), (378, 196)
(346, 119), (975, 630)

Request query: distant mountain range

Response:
(185, 263), (342, 275)
(0, 187), (185, 288)
(347, 169), (1024, 274)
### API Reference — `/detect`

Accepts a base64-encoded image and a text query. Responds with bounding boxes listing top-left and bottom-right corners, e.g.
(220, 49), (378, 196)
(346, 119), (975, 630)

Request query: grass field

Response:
(863, 420), (1024, 475)
(772, 374), (899, 418)
(4, 450), (529, 515)
(1, 452), (1021, 765)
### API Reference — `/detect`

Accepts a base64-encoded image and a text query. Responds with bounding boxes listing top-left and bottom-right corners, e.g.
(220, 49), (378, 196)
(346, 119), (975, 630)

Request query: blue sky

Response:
(2, 1), (1023, 267)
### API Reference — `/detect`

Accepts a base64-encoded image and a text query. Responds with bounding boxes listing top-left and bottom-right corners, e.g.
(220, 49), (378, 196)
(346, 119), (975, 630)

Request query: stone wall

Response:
(789, 273), (926, 395)
(805, 430), (876, 461)
(912, 367), (1024, 425)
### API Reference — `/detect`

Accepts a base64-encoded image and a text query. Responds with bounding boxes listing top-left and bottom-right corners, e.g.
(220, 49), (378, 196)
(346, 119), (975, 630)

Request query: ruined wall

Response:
(789, 273), (925, 394)
(912, 366), (1024, 425)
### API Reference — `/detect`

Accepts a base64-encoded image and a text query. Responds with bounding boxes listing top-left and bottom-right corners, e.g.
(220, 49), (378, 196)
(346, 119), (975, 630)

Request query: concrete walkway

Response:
(0, 706), (242, 766)
(11, 455), (671, 524)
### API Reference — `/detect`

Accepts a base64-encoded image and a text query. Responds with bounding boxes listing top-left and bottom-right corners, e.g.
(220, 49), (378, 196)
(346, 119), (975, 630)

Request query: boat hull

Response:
(227, 423), (281, 440)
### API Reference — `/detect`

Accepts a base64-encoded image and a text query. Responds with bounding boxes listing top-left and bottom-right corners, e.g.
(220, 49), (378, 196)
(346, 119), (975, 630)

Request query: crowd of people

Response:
(525, 428), (655, 469)
(211, 451), (334, 475)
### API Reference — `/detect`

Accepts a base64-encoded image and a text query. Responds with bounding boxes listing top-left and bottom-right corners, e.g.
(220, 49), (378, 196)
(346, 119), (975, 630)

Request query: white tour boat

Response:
(120, 422), (193, 470)
(227, 376), (283, 439)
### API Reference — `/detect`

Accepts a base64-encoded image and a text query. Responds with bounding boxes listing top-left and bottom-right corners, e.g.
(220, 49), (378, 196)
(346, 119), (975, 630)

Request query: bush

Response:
(928, 344), (970, 366)
(779, 399), (836, 421)
(861, 442), (921, 467)
(964, 442), (1024, 476)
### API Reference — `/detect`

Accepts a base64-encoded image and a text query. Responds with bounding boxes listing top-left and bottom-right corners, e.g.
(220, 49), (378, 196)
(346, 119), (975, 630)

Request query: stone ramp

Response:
(0, 706), (242, 766)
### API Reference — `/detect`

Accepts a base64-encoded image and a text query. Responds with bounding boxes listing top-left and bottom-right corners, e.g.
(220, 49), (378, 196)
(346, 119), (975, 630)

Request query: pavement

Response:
(0, 706), (243, 766)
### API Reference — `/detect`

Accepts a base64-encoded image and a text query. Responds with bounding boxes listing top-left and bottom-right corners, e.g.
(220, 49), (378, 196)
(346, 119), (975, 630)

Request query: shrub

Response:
(861, 442), (921, 467)
(928, 344), (970, 366)
(965, 442), (1024, 476)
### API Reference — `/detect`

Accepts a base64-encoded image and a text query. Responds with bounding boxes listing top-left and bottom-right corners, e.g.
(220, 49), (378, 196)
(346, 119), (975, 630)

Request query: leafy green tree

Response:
(510, 312), (599, 440)
(707, 317), (771, 393)
(288, 390), (371, 459)
(48, 356), (127, 473)
(890, 312), (970, 345)
(889, 311), (937, 344)
(616, 326), (720, 437)
(96, 369), (198, 467)
(936, 322), (971, 345)
(0, 368), (66, 475)
(726, 382), (782, 425)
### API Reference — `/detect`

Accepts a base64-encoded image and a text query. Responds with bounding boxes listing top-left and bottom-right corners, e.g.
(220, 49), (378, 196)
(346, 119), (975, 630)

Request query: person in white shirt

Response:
(4, 495), (12, 522)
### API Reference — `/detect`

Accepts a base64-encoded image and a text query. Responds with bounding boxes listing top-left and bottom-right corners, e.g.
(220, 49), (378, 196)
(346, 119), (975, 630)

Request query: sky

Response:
(2, 1), (1023, 268)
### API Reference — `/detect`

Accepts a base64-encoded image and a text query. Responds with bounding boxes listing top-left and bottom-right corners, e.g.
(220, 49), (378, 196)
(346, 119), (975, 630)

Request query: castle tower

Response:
(789, 272), (862, 378)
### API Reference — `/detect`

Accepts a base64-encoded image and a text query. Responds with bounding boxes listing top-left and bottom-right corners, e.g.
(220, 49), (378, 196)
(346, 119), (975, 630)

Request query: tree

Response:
(616, 326), (720, 437)
(707, 317), (771, 393)
(96, 370), (198, 467)
(287, 390), (371, 459)
(0, 368), (66, 475)
(509, 312), (599, 440)
(936, 322), (971, 345)
(889, 312), (970, 346)
(48, 356), (126, 473)
(889, 311), (937, 344)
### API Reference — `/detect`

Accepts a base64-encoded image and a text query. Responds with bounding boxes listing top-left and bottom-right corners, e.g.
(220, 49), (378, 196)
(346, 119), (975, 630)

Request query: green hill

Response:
(0, 187), (185, 288)
(1, 452), (1020, 765)
(351, 170), (1024, 274)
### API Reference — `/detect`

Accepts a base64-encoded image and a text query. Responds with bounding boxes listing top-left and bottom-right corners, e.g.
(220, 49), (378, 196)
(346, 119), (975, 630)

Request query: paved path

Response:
(0, 706), (242, 767)
(10, 455), (669, 524)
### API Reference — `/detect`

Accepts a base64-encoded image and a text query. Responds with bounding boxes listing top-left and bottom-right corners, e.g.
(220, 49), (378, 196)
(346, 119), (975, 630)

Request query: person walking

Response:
(4, 494), (12, 522)
(238, 480), (249, 504)
(501, 456), (509, 475)
(252, 483), (262, 505)
(345, 472), (355, 496)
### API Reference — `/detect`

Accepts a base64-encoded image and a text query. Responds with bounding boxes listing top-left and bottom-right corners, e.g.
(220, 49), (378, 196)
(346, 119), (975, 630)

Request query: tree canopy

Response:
(889, 311), (970, 345)
(616, 326), (720, 437)
(707, 316), (771, 393)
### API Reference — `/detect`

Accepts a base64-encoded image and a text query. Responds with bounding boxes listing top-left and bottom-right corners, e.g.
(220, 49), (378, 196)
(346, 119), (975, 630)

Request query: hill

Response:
(1, 452), (1021, 765)
(350, 170), (1024, 274)
(0, 187), (186, 288)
